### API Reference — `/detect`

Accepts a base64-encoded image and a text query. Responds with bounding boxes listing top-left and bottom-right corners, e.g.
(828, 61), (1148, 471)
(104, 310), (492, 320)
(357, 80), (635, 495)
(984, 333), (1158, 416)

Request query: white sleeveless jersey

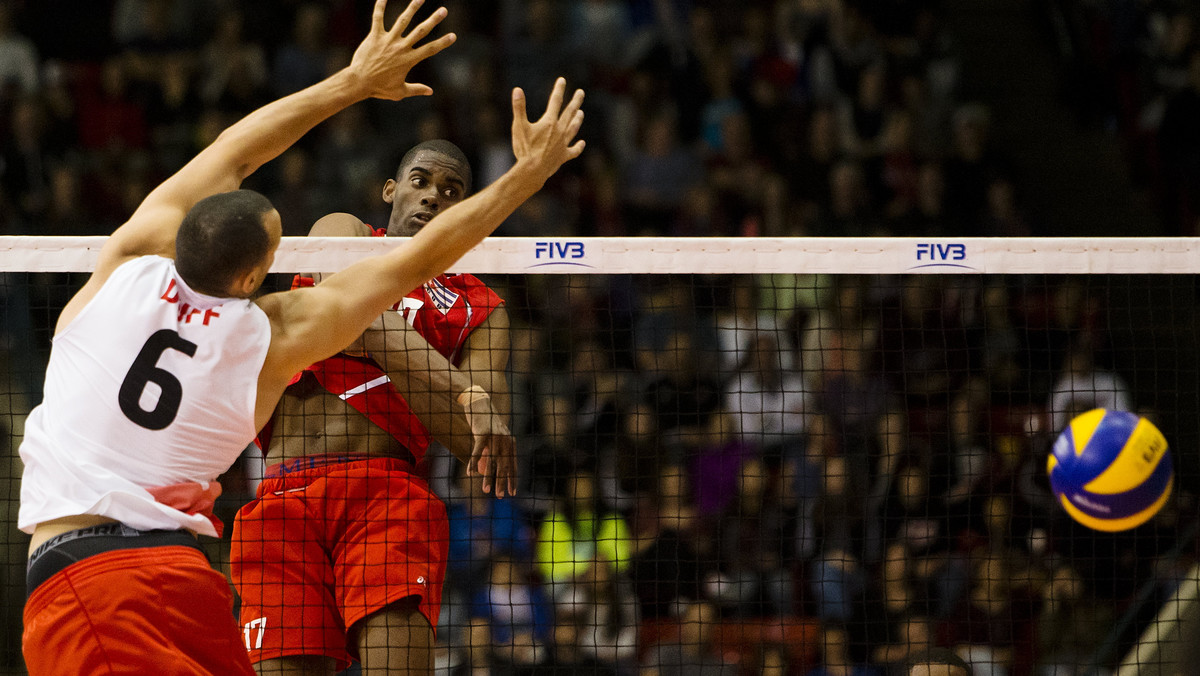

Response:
(19, 256), (270, 537)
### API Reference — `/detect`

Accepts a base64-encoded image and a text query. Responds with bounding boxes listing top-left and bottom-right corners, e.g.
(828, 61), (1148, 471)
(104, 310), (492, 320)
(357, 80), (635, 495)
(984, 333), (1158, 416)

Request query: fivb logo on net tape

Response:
(910, 242), (979, 272)
(530, 240), (594, 269)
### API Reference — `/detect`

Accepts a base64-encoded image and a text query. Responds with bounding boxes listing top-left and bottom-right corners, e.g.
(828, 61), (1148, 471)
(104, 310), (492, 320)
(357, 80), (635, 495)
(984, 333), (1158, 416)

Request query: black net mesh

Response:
(3, 267), (1198, 675)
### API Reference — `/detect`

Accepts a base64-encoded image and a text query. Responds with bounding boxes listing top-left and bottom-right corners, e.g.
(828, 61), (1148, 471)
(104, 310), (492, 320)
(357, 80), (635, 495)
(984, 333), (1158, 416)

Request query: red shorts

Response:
(23, 545), (254, 676)
(230, 456), (448, 668)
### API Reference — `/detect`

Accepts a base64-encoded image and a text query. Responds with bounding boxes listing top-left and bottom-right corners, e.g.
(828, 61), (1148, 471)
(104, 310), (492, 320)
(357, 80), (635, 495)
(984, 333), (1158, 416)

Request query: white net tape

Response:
(2, 236), (1199, 274)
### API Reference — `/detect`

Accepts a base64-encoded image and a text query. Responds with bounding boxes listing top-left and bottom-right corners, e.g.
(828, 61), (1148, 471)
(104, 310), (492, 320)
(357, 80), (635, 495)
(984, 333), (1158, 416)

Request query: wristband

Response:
(457, 385), (490, 407)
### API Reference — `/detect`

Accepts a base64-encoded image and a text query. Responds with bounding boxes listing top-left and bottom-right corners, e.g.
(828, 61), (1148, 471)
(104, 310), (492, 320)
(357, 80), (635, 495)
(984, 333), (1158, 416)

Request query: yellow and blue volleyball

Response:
(1047, 409), (1173, 532)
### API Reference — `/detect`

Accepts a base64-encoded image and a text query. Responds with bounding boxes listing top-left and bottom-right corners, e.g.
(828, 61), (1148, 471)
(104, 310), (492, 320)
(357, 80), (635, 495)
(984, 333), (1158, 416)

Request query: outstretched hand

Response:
(348, 0), (456, 101)
(510, 78), (587, 185)
(463, 397), (518, 498)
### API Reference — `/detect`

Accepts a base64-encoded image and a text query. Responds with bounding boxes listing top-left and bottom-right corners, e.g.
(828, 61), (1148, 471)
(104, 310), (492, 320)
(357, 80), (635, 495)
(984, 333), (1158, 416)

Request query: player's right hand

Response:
(463, 397), (518, 498)
(510, 78), (586, 186)
(348, 0), (457, 101)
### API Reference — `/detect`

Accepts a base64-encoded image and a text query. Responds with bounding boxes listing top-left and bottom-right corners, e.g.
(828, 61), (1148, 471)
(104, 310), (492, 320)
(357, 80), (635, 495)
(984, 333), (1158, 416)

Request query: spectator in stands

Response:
(470, 554), (553, 669)
(889, 160), (950, 237)
(1045, 343), (1133, 436)
(448, 616), (499, 676)
(629, 462), (710, 620)
(811, 159), (880, 237)
(724, 332), (814, 458)
(943, 103), (1001, 223)
(110, 0), (196, 51)
(705, 110), (783, 237)
(903, 649), (972, 676)
(264, 147), (319, 237)
(638, 328), (723, 454)
(871, 615), (937, 675)
(622, 111), (705, 234)
(75, 56), (149, 152)
(941, 551), (1040, 676)
(41, 161), (93, 238)
(312, 103), (387, 221)
(977, 174), (1032, 237)
(536, 468), (633, 603)
(807, 519), (868, 626)
(1, 96), (56, 229)
(827, 5), (884, 97)
(1033, 564), (1114, 676)
(755, 642), (793, 676)
(789, 105), (844, 217)
(640, 599), (738, 676)
(803, 276), (904, 563)
(0, 2), (38, 98)
(1140, 9), (1194, 131)
(878, 110), (921, 223)
(444, 461), (535, 639)
(198, 7), (268, 114)
(1157, 48), (1200, 234)
(837, 62), (889, 160)
(272, 3), (331, 96)
(502, 0), (576, 108)
(555, 551), (640, 672)
(566, 339), (632, 506)
(691, 412), (753, 521)
(714, 280), (780, 374)
(878, 276), (973, 416)
(542, 609), (620, 676)
(711, 456), (796, 617)
(807, 622), (881, 676)
(698, 52), (745, 156)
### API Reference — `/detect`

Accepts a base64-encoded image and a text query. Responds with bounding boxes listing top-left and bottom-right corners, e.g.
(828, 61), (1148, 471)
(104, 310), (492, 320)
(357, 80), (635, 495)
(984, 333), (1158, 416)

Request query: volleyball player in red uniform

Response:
(18, 0), (587, 673)
(230, 140), (515, 674)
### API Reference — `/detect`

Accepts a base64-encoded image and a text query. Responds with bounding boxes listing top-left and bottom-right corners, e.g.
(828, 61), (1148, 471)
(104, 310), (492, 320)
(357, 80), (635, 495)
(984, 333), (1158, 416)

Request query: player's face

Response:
(383, 150), (469, 236)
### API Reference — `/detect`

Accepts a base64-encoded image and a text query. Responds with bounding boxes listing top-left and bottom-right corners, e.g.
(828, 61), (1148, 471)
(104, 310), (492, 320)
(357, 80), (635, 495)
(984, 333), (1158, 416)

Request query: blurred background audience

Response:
(0, 1), (1198, 675)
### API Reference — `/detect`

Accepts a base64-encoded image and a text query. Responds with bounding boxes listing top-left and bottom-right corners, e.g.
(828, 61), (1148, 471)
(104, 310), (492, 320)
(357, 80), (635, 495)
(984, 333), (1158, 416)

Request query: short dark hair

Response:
(905, 648), (972, 675)
(396, 139), (473, 194)
(175, 190), (274, 295)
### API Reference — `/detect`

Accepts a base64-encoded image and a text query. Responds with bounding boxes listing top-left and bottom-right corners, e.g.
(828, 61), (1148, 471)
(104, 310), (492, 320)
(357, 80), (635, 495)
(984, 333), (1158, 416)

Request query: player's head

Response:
(384, 139), (472, 237)
(905, 648), (972, 676)
(175, 189), (281, 298)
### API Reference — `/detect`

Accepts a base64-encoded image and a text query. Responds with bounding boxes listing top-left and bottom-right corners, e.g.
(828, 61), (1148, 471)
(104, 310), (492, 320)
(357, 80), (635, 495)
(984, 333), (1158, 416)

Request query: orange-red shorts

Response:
(230, 456), (448, 669)
(23, 545), (254, 676)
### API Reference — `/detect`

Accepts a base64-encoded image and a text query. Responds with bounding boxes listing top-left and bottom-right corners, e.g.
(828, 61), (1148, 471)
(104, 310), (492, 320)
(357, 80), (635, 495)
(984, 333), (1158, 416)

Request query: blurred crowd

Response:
(0, 1), (1198, 675)
(0, 0), (1028, 241)
(432, 271), (1194, 676)
(1049, 0), (1200, 235)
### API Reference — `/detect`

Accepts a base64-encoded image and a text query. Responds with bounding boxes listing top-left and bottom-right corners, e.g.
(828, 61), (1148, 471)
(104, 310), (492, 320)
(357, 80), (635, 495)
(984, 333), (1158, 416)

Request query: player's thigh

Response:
(353, 595), (432, 653)
(253, 655), (339, 676)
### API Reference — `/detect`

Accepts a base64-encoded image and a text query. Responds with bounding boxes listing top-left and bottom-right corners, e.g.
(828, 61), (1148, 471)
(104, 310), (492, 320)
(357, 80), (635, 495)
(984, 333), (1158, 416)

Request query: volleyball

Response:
(1048, 409), (1173, 532)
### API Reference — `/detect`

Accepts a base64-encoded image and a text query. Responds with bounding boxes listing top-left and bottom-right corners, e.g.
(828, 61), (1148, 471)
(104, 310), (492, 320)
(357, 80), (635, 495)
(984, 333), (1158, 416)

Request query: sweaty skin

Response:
(266, 378), (413, 463)
(264, 154), (478, 467)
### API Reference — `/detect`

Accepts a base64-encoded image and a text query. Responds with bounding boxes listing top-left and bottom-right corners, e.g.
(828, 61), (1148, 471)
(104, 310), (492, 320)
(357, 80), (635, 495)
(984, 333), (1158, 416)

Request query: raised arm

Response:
(98, 0), (453, 274)
(261, 78), (586, 384)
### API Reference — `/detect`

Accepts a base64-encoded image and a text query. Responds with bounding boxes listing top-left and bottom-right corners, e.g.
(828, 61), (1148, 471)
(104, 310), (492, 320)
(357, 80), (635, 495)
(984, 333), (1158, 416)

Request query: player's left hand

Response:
(348, 0), (457, 101)
(462, 396), (517, 497)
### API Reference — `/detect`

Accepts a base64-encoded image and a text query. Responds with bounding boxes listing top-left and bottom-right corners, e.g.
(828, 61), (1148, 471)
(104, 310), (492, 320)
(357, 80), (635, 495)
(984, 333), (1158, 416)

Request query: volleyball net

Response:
(1, 236), (1198, 675)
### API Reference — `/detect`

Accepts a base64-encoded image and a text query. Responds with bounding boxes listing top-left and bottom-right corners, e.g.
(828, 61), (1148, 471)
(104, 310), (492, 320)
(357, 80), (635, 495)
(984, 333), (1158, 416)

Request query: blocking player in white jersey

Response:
(16, 1), (585, 673)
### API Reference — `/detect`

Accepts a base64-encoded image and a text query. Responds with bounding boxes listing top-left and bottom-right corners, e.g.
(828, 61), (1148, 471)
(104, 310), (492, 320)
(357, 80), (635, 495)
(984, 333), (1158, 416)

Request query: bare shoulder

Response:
(310, 212), (372, 237)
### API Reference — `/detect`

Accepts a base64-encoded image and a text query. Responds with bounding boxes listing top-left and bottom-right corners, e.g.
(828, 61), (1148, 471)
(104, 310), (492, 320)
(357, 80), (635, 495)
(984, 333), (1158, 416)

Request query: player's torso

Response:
(266, 274), (500, 464)
(19, 256), (270, 532)
(266, 387), (409, 463)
